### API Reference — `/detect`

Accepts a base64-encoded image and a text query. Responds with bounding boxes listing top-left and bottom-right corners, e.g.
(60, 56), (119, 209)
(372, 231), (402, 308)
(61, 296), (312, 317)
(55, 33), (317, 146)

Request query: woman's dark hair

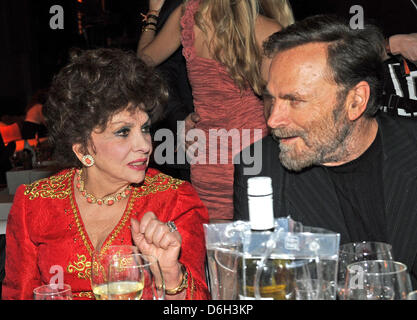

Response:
(44, 48), (168, 167)
(264, 15), (385, 117)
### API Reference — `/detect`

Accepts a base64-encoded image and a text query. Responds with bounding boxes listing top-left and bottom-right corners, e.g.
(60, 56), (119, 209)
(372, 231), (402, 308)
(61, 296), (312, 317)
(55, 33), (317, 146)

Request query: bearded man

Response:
(233, 15), (417, 288)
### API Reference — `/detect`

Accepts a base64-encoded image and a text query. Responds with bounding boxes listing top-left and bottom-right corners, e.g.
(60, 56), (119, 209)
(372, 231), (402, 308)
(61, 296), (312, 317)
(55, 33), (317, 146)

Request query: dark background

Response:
(0, 0), (416, 120)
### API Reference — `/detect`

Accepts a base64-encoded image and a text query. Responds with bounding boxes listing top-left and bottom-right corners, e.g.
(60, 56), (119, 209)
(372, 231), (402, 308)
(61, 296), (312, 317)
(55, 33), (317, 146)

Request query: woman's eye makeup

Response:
(115, 127), (131, 137)
(141, 124), (151, 134)
(113, 121), (151, 137)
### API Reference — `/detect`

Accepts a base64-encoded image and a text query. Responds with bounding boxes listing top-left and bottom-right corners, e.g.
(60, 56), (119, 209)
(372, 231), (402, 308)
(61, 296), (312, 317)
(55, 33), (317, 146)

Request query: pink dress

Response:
(180, 0), (268, 220)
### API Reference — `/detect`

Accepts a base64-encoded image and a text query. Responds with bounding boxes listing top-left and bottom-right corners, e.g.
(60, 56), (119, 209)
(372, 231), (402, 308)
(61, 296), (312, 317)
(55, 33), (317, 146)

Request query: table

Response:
(6, 166), (57, 195)
(0, 193), (13, 235)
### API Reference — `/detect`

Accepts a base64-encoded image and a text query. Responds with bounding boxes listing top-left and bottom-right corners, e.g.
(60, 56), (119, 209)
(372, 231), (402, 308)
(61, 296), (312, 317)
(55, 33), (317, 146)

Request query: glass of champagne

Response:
(337, 241), (393, 298)
(107, 253), (165, 300)
(343, 260), (412, 300)
(33, 284), (73, 300)
(91, 245), (139, 300)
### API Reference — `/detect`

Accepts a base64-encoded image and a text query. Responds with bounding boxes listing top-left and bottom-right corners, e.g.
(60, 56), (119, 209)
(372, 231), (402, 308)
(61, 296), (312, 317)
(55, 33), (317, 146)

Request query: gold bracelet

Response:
(165, 264), (189, 295)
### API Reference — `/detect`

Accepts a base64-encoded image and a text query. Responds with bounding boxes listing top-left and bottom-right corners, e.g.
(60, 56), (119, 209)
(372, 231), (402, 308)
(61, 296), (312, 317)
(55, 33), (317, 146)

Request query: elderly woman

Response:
(2, 48), (210, 300)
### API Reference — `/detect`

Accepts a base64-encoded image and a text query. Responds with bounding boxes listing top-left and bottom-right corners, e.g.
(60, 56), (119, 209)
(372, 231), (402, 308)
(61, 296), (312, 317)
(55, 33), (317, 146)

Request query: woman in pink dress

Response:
(138, 0), (294, 221)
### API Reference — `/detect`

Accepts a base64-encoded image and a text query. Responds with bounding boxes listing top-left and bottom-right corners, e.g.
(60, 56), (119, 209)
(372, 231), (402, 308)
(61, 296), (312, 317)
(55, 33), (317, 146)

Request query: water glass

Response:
(33, 284), (73, 300)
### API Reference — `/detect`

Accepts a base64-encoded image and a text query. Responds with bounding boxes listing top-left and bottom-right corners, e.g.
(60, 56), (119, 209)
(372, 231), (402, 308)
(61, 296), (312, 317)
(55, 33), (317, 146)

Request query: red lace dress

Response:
(180, 0), (268, 220)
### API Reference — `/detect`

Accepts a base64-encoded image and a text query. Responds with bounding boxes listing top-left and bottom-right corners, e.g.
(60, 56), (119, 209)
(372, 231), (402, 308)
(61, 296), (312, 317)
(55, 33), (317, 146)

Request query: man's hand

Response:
(389, 33), (417, 63)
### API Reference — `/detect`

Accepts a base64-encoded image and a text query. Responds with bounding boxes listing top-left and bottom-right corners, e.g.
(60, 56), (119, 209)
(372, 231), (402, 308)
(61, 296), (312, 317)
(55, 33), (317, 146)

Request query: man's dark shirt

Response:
(325, 131), (387, 244)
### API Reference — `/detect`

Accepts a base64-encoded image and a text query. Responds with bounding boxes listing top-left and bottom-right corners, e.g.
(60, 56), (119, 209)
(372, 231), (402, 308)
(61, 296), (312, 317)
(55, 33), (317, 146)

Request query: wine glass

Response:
(91, 245), (139, 300)
(33, 284), (73, 300)
(343, 260), (412, 300)
(337, 241), (393, 298)
(108, 253), (165, 300)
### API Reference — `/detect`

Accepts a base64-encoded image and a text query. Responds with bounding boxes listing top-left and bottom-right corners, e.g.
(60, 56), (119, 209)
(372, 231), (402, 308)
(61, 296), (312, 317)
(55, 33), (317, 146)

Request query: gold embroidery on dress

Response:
(189, 270), (195, 300)
(24, 170), (72, 200)
(67, 254), (92, 280)
(140, 172), (184, 195)
(73, 291), (95, 299)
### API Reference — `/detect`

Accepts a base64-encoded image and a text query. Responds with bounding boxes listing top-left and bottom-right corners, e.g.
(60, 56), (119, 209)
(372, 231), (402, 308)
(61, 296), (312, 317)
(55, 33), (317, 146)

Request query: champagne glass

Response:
(337, 241), (393, 298)
(91, 245), (139, 300)
(343, 260), (412, 300)
(108, 253), (165, 300)
(33, 284), (73, 300)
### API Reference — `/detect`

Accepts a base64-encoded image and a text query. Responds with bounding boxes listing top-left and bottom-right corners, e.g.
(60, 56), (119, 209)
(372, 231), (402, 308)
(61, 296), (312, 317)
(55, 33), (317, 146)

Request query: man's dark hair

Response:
(264, 15), (385, 117)
(44, 48), (168, 168)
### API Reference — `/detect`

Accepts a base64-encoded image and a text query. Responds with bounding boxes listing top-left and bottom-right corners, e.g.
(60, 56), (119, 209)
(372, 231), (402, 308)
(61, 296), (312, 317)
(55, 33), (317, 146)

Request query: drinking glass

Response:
(343, 260), (412, 300)
(337, 241), (393, 298)
(33, 284), (73, 300)
(91, 245), (139, 300)
(295, 279), (336, 300)
(407, 290), (417, 300)
(108, 253), (165, 300)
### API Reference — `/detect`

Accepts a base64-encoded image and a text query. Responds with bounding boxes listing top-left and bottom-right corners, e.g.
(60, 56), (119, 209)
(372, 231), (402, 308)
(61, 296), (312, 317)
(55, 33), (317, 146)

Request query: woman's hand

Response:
(149, 0), (165, 12)
(130, 212), (183, 289)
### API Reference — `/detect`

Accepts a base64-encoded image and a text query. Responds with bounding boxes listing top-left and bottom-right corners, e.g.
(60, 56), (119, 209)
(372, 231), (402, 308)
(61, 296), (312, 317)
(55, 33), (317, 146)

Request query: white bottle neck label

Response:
(248, 194), (274, 230)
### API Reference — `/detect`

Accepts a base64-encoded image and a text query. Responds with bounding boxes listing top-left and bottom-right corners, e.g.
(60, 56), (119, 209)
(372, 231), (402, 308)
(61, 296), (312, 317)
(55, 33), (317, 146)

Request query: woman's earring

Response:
(81, 155), (95, 167)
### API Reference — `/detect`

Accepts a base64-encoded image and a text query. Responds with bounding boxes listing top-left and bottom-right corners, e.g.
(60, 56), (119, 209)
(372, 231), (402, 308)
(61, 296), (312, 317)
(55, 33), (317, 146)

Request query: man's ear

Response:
(346, 81), (371, 121)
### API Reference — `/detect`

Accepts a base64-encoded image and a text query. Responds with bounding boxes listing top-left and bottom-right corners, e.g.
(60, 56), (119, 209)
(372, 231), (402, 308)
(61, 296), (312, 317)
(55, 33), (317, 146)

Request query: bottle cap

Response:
(247, 176), (273, 196)
(247, 177), (274, 230)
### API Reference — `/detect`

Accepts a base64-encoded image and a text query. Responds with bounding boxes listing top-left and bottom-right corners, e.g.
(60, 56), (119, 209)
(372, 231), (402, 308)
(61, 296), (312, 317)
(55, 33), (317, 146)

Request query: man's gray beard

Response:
(275, 112), (353, 172)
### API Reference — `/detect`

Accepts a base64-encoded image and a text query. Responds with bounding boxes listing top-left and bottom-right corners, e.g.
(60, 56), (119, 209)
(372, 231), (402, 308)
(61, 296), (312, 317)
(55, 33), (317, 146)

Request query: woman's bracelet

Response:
(143, 21), (157, 28)
(142, 26), (157, 33)
(165, 264), (189, 295)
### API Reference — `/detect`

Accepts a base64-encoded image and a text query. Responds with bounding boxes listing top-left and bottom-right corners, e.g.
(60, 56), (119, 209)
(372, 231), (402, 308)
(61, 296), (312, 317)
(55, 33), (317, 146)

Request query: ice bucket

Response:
(204, 217), (340, 300)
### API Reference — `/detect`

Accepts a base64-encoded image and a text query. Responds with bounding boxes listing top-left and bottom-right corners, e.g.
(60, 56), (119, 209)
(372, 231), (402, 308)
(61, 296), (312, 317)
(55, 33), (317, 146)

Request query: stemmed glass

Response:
(343, 260), (412, 300)
(33, 284), (73, 300)
(337, 241), (393, 298)
(108, 253), (165, 300)
(91, 245), (139, 300)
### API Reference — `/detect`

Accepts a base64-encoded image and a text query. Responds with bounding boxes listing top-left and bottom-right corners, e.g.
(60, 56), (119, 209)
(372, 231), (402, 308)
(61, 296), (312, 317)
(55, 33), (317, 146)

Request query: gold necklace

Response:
(75, 168), (132, 206)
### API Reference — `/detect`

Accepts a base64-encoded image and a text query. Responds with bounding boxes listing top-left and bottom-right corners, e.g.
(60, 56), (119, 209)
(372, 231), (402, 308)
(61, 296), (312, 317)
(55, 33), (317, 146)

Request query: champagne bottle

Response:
(239, 177), (295, 300)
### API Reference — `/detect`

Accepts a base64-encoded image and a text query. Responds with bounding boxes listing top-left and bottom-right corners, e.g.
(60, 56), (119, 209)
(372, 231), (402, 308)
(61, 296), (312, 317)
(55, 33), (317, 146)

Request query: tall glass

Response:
(343, 260), (412, 300)
(108, 253), (165, 300)
(91, 245), (139, 300)
(337, 241), (393, 298)
(33, 284), (73, 300)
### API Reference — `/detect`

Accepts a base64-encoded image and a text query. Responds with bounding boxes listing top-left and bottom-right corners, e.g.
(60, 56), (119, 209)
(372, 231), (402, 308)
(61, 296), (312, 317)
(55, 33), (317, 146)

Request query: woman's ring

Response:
(166, 221), (177, 232)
